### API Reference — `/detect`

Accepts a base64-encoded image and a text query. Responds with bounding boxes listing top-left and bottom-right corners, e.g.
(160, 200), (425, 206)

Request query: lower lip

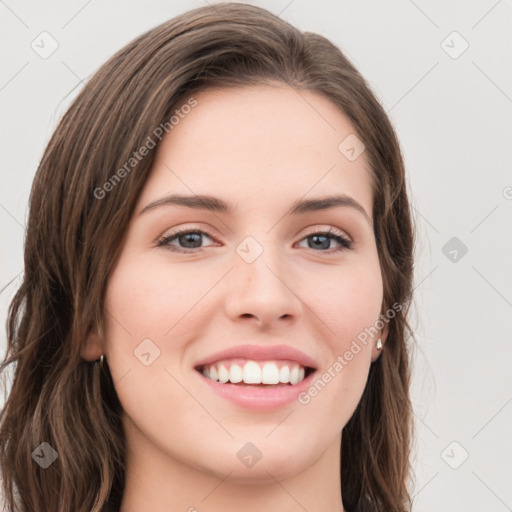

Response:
(195, 370), (316, 411)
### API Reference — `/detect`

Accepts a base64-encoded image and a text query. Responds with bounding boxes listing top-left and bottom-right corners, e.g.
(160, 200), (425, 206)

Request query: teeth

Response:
(261, 363), (280, 384)
(229, 364), (243, 383)
(290, 365), (299, 385)
(218, 364), (229, 383)
(243, 361), (261, 384)
(201, 360), (308, 385)
(279, 365), (290, 383)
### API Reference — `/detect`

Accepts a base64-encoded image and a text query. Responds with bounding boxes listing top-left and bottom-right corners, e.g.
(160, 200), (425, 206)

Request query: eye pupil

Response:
(309, 234), (330, 250)
(180, 232), (202, 248)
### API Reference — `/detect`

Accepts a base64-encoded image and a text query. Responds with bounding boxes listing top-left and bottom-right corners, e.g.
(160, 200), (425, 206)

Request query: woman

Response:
(0, 3), (415, 511)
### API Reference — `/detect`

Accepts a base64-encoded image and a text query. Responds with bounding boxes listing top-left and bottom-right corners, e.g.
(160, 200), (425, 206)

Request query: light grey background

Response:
(1, 1), (511, 510)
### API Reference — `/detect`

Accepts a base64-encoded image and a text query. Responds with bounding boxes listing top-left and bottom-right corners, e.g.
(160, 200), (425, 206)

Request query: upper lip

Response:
(194, 344), (318, 370)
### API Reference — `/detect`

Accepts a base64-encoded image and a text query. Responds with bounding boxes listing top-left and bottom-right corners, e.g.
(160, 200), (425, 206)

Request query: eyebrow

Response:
(139, 193), (372, 226)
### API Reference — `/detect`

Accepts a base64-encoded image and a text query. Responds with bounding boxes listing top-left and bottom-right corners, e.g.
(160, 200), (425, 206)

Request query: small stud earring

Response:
(376, 338), (383, 350)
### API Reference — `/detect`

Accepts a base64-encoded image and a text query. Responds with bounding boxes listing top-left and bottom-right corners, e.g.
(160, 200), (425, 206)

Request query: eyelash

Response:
(156, 226), (352, 254)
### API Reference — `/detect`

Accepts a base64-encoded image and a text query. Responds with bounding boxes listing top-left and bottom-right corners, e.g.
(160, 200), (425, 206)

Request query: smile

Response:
(198, 359), (314, 386)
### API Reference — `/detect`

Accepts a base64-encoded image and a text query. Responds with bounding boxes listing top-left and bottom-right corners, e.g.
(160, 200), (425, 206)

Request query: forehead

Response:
(139, 85), (373, 217)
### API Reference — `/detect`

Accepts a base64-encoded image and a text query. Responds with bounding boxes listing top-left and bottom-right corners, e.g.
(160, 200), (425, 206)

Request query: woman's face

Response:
(95, 85), (384, 482)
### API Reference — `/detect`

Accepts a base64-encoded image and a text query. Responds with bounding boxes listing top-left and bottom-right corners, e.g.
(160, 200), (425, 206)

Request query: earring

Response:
(99, 354), (105, 369)
(376, 338), (383, 350)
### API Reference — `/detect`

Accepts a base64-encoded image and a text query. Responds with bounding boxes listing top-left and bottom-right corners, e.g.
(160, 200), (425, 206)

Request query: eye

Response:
(296, 227), (352, 253)
(156, 226), (352, 254)
(156, 228), (217, 252)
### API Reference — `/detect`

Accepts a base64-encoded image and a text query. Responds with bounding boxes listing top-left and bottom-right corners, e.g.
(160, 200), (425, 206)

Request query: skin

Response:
(82, 85), (387, 512)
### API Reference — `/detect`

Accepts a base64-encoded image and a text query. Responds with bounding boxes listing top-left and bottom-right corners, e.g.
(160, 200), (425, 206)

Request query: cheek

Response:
(102, 258), (204, 432)
(297, 265), (380, 428)
(101, 257), (174, 381)
(303, 256), (383, 345)
(102, 254), (224, 389)
(104, 255), (204, 338)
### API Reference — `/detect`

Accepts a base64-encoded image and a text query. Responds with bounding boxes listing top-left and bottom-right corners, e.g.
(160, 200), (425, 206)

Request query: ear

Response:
(80, 327), (103, 362)
(371, 322), (389, 362)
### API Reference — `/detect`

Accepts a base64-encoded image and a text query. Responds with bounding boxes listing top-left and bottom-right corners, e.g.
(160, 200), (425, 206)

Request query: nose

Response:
(224, 241), (303, 328)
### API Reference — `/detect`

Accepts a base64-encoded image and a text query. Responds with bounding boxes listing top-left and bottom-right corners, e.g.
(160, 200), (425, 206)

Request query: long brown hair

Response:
(0, 3), (415, 511)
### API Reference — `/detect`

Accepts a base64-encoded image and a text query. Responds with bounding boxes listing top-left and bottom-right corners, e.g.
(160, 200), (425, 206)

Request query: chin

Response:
(195, 439), (317, 482)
